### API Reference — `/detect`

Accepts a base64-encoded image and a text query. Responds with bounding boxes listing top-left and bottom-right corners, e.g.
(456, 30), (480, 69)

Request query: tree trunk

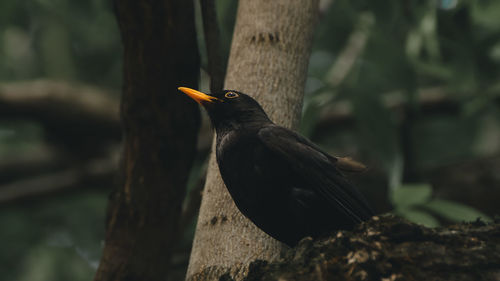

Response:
(93, 0), (200, 280)
(186, 1), (319, 280)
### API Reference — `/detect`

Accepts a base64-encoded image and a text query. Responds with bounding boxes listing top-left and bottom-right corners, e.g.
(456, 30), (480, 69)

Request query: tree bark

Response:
(93, 0), (200, 280)
(244, 215), (500, 281)
(186, 1), (319, 280)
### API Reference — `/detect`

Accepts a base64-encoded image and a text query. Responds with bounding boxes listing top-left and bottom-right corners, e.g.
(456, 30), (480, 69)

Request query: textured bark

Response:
(243, 215), (500, 281)
(186, 1), (319, 280)
(93, 0), (200, 280)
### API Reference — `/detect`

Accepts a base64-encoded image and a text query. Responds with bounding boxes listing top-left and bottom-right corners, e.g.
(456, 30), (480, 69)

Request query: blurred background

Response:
(1, 0), (499, 280)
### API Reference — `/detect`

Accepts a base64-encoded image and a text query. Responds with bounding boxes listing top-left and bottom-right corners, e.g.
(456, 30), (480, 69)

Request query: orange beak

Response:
(178, 87), (219, 104)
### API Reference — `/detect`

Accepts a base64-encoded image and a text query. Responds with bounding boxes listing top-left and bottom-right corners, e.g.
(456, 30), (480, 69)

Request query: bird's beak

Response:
(178, 87), (219, 104)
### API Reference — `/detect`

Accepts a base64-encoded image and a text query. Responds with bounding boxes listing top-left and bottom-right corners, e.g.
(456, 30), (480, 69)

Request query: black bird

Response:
(178, 87), (374, 246)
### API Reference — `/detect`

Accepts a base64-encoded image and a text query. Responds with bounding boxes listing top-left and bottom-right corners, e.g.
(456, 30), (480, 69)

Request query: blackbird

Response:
(178, 87), (374, 246)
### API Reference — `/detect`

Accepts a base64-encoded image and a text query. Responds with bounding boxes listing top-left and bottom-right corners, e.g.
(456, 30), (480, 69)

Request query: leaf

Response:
(394, 208), (440, 227)
(422, 199), (492, 223)
(387, 152), (404, 193)
(391, 183), (432, 208)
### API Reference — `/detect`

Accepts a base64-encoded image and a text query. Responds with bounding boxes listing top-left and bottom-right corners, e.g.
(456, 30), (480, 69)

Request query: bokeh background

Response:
(1, 0), (499, 280)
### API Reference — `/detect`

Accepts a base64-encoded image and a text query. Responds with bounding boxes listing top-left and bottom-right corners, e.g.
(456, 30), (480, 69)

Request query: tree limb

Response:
(0, 79), (121, 141)
(311, 87), (462, 139)
(325, 12), (375, 88)
(0, 156), (117, 204)
(200, 0), (226, 93)
(243, 215), (500, 281)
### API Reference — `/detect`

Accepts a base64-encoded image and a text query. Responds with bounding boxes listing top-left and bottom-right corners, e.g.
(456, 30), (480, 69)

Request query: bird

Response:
(178, 87), (374, 247)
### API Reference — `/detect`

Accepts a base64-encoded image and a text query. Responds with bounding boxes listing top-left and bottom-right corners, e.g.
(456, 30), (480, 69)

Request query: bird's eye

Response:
(225, 92), (239, 98)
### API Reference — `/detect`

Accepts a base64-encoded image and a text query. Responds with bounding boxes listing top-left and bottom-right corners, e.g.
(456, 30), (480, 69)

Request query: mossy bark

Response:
(219, 215), (500, 281)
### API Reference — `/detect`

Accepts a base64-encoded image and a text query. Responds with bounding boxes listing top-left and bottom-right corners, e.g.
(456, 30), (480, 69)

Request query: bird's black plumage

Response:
(179, 87), (374, 246)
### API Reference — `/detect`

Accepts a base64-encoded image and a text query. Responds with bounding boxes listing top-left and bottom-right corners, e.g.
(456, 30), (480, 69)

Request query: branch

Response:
(0, 145), (62, 182)
(430, 154), (500, 217)
(311, 87), (461, 139)
(244, 215), (500, 281)
(325, 12), (375, 88)
(0, 156), (117, 204)
(179, 168), (206, 233)
(200, 0), (226, 93)
(0, 80), (121, 141)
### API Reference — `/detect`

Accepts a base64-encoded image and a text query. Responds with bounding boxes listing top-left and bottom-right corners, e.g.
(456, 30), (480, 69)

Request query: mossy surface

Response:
(243, 215), (500, 281)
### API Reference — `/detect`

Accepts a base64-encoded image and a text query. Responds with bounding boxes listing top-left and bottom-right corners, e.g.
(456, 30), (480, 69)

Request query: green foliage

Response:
(0, 0), (121, 87)
(0, 121), (44, 157)
(422, 199), (492, 222)
(0, 191), (107, 281)
(0, 3), (117, 280)
(305, 0), (500, 227)
(391, 183), (492, 227)
(1, 0), (499, 279)
(395, 208), (440, 227)
(391, 184), (432, 209)
(391, 184), (438, 227)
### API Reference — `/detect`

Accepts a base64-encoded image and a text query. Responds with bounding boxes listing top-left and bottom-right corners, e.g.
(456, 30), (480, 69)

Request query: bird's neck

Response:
(213, 108), (272, 132)
(215, 117), (272, 134)
(214, 119), (271, 159)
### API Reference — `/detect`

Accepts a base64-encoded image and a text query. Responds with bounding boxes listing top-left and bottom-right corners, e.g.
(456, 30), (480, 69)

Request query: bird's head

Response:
(178, 87), (271, 131)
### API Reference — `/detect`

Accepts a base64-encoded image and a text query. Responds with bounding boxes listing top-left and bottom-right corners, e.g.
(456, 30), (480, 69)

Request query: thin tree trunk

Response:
(186, 1), (319, 280)
(94, 0), (200, 280)
(200, 0), (226, 93)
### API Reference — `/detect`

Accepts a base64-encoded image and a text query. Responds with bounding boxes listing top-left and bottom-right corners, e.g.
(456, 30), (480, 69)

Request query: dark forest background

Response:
(1, 0), (499, 280)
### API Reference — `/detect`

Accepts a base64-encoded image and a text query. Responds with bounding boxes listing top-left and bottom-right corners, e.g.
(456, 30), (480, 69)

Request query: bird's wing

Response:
(258, 125), (373, 223)
(335, 157), (367, 173)
(262, 126), (366, 174)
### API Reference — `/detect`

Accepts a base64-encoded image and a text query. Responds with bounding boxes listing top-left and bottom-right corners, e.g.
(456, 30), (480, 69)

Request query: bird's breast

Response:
(216, 132), (278, 209)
